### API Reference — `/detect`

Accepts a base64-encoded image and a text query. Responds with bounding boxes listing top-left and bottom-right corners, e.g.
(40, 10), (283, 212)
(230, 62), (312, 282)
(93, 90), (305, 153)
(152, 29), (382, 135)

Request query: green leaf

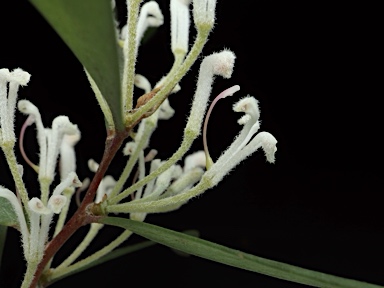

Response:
(0, 197), (18, 227)
(100, 217), (383, 288)
(0, 225), (7, 272)
(29, 0), (123, 130)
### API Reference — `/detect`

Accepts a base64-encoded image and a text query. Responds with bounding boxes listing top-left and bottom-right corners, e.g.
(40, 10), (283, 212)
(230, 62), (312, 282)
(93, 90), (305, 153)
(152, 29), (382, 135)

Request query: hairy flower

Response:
(0, 68), (30, 145)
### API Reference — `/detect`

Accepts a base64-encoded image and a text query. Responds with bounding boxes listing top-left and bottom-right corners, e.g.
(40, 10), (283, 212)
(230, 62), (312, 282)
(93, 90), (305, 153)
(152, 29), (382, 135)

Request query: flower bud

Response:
(48, 195), (67, 214)
(171, 0), (192, 54)
(193, 0), (216, 28)
(28, 198), (51, 215)
(186, 50), (236, 136)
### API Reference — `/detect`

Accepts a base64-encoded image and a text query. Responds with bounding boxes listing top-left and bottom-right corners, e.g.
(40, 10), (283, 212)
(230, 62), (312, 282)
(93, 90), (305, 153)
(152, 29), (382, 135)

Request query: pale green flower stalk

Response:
(0, 0), (278, 287)
(122, 0), (143, 112)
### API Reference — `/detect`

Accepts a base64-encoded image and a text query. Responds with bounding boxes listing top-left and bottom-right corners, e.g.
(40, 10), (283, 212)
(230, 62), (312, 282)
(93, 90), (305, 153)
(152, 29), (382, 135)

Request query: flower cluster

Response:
(0, 0), (276, 286)
(1, 70), (82, 263)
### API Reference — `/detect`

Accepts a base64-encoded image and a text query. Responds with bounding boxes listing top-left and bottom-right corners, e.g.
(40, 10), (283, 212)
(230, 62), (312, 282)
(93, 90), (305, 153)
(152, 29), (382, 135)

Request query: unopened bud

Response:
(48, 195), (67, 214)
(28, 198), (51, 215)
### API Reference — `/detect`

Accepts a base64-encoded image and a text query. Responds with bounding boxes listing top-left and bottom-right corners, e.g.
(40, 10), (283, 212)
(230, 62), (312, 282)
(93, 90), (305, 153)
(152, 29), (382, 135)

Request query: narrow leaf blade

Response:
(100, 217), (383, 288)
(29, 0), (123, 130)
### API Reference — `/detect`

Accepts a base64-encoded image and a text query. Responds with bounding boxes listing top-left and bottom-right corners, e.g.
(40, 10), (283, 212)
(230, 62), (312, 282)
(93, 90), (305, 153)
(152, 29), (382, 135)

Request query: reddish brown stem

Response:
(29, 129), (129, 288)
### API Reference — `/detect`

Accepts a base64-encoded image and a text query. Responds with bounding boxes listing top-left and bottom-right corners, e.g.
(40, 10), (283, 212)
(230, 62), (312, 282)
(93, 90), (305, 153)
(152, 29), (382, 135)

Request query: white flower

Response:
(136, 1), (163, 44)
(134, 74), (152, 93)
(185, 50), (236, 136)
(0, 68), (30, 145)
(192, 0), (217, 28)
(121, 1), (164, 52)
(95, 175), (117, 204)
(232, 96), (261, 154)
(202, 87), (277, 186)
(52, 171), (82, 197)
(184, 150), (206, 172)
(29, 172), (82, 260)
(86, 158), (116, 204)
(60, 131), (81, 180)
(18, 100), (79, 183)
(171, 0), (192, 54)
(48, 195), (68, 214)
(28, 198), (51, 215)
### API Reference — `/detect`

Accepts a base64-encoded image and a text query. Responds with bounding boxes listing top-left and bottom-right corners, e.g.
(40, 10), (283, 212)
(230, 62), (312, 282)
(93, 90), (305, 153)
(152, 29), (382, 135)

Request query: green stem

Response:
(54, 223), (103, 270)
(107, 175), (212, 214)
(163, 51), (185, 84)
(127, 28), (210, 126)
(122, 0), (143, 112)
(109, 129), (195, 205)
(39, 178), (50, 206)
(1, 144), (30, 217)
(109, 120), (153, 199)
(21, 260), (39, 288)
(48, 230), (132, 283)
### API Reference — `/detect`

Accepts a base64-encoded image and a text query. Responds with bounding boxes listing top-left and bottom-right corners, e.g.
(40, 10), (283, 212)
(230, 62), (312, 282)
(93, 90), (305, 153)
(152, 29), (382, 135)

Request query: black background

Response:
(0, 1), (382, 287)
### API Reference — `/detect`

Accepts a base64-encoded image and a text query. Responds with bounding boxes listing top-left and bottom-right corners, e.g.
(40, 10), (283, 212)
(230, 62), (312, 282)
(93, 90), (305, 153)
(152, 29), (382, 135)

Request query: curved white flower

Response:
(0, 68), (30, 144)
(203, 87), (277, 187)
(18, 100), (79, 183)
